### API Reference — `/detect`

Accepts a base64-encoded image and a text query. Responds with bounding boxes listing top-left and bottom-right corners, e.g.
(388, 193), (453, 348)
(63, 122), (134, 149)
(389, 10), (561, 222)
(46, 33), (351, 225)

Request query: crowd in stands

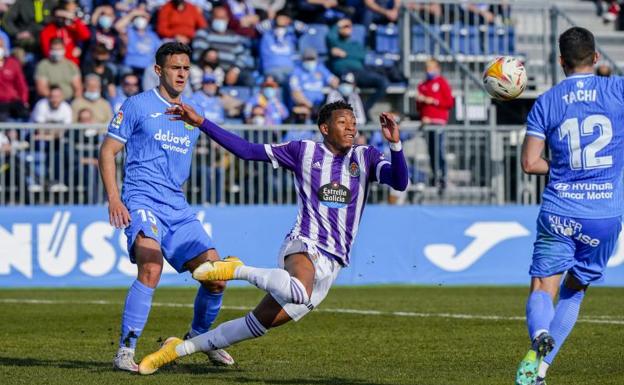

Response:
(0, 0), (418, 127)
(0, 0), (516, 126)
(0, 0), (515, 201)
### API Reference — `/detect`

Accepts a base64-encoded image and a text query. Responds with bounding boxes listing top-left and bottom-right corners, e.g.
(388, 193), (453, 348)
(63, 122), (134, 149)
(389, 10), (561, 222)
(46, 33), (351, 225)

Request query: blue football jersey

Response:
(107, 88), (202, 210)
(526, 73), (624, 218)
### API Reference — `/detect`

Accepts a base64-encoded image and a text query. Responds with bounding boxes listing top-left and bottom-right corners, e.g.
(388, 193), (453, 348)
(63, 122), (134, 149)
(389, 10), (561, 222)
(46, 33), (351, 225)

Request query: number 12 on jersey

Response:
(559, 114), (613, 170)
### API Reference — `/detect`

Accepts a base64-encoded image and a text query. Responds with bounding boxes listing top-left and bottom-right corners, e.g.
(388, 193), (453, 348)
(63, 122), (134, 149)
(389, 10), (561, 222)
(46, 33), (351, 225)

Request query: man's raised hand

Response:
(165, 102), (204, 127)
(379, 112), (400, 143)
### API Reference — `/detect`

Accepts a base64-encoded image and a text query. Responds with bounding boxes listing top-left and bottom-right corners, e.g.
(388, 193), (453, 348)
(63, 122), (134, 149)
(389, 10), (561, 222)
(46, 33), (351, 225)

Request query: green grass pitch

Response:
(0, 286), (623, 385)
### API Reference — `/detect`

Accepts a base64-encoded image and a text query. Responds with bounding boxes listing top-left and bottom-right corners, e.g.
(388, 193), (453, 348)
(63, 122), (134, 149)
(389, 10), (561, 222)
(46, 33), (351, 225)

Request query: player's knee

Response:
(138, 263), (163, 288)
(201, 280), (226, 293)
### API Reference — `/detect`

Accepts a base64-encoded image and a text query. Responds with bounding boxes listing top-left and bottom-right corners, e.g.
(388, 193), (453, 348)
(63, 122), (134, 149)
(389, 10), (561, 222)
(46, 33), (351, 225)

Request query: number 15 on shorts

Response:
(137, 209), (159, 235)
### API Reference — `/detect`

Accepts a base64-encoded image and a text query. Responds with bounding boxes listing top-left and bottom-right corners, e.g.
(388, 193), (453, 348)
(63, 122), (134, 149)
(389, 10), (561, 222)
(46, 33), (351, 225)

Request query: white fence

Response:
(0, 123), (545, 206)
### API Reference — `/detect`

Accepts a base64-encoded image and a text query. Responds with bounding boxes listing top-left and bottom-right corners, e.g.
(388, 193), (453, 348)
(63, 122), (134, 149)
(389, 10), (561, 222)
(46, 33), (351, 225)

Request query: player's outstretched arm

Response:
(99, 137), (131, 228)
(521, 135), (549, 175)
(378, 112), (409, 191)
(166, 103), (270, 162)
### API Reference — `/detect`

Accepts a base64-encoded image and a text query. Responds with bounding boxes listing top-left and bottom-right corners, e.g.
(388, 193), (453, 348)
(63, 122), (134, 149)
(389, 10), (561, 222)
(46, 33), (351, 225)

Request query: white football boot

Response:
(113, 347), (139, 372)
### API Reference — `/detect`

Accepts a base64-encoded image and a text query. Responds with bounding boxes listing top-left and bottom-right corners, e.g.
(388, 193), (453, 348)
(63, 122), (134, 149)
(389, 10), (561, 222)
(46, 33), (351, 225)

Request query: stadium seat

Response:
(299, 24), (329, 58)
(450, 24), (481, 55)
(221, 86), (253, 102)
(351, 24), (367, 46)
(411, 24), (441, 54)
(375, 24), (400, 54)
(365, 52), (396, 68)
(486, 25), (515, 55)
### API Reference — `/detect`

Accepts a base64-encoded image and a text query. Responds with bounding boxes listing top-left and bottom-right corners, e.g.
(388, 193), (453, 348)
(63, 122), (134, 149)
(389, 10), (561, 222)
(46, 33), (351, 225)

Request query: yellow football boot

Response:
(138, 337), (183, 375)
(192, 256), (243, 281)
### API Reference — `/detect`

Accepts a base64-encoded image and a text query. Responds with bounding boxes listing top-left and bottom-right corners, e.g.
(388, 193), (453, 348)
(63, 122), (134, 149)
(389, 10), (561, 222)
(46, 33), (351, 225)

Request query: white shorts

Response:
(276, 235), (342, 321)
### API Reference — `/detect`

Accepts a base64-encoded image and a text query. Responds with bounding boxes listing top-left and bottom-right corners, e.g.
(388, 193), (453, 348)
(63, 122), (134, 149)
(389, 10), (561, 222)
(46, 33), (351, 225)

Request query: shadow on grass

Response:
(0, 357), (391, 385)
(229, 377), (388, 385)
(177, 364), (389, 385)
(0, 356), (113, 373)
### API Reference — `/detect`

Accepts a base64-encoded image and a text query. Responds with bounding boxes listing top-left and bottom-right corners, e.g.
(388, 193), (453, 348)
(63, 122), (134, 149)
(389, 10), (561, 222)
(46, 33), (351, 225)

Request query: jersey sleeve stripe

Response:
(264, 144), (279, 169)
(526, 130), (546, 139)
(107, 132), (127, 143)
(376, 160), (391, 181)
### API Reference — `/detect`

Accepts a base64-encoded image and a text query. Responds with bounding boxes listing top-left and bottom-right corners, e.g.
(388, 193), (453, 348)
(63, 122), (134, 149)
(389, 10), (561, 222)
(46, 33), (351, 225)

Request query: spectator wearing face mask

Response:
(0, 38), (29, 121)
(115, 8), (161, 78)
(259, 9), (297, 85)
(289, 47), (339, 122)
(244, 77), (289, 125)
(191, 6), (255, 87)
(71, 73), (113, 123)
(111, 73), (141, 113)
(35, 37), (83, 99)
(416, 58), (453, 191)
(326, 72), (366, 125)
(192, 73), (226, 124)
(156, 0), (207, 44)
(40, 6), (91, 65)
(88, 5), (121, 60)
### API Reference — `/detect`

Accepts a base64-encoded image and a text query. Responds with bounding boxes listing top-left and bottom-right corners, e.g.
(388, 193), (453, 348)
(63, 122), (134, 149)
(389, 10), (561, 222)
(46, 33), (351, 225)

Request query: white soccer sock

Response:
(176, 312), (266, 356)
(537, 361), (549, 378)
(234, 266), (310, 305)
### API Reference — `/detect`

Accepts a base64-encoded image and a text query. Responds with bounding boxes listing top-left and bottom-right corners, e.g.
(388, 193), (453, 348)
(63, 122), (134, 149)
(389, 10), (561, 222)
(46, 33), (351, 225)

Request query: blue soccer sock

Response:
(526, 290), (555, 343)
(119, 280), (155, 350)
(543, 285), (585, 366)
(190, 285), (224, 336)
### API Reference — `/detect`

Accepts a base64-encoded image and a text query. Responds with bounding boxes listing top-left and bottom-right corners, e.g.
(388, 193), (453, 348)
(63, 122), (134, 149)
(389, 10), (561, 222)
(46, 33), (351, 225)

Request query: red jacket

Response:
(416, 75), (454, 125)
(156, 2), (207, 40)
(40, 20), (91, 65)
(0, 56), (29, 104)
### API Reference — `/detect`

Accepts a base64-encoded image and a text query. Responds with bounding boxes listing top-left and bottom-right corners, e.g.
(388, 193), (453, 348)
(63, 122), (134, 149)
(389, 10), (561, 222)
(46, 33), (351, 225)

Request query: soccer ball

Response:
(482, 56), (527, 100)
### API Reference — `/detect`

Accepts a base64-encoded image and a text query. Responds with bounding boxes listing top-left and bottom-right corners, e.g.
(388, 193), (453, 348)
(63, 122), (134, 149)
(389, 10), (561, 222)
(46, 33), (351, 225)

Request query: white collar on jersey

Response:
(565, 73), (595, 80)
(319, 142), (355, 158)
(152, 88), (172, 107)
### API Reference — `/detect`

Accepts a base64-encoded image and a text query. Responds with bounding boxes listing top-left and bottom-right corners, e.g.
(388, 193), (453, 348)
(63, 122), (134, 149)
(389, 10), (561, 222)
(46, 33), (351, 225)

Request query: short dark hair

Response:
(49, 84), (62, 93)
(317, 101), (354, 128)
(155, 42), (192, 67)
(50, 37), (64, 47)
(121, 72), (139, 83)
(559, 27), (595, 69)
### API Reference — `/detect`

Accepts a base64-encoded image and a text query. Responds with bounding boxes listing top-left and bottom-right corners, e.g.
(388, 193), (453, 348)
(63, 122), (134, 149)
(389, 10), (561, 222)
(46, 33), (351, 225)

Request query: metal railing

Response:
(0, 123), (545, 206)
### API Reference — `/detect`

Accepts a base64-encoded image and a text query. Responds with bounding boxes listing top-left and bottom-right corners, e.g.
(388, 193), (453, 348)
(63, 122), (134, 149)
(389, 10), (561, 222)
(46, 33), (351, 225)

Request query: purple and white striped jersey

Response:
(264, 140), (389, 266)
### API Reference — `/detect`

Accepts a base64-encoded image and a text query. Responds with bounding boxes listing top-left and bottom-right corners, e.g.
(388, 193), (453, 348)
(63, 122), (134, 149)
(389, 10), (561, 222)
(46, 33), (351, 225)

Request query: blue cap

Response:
(202, 73), (217, 84)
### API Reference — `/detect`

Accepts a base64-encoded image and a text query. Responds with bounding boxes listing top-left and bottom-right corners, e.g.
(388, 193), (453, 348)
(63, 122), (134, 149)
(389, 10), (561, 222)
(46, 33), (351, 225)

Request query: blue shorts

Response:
(124, 204), (215, 273)
(530, 211), (621, 285)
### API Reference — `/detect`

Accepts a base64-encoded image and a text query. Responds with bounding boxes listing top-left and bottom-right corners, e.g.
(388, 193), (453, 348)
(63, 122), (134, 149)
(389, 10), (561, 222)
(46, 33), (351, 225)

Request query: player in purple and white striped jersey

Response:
(138, 101), (408, 374)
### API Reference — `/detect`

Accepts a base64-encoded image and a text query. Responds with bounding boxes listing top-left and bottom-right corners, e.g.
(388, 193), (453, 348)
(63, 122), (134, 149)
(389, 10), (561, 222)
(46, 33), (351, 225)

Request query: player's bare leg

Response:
(139, 253), (315, 374)
(114, 234), (163, 372)
(183, 249), (235, 366)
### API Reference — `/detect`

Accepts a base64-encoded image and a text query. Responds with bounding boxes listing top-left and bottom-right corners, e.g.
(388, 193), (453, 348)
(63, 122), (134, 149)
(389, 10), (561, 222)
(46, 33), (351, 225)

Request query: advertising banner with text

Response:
(1, 206), (623, 287)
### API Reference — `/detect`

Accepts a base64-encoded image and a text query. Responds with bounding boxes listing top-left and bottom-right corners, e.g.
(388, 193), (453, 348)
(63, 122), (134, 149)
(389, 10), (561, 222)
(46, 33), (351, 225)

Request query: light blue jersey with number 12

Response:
(526, 73), (624, 219)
